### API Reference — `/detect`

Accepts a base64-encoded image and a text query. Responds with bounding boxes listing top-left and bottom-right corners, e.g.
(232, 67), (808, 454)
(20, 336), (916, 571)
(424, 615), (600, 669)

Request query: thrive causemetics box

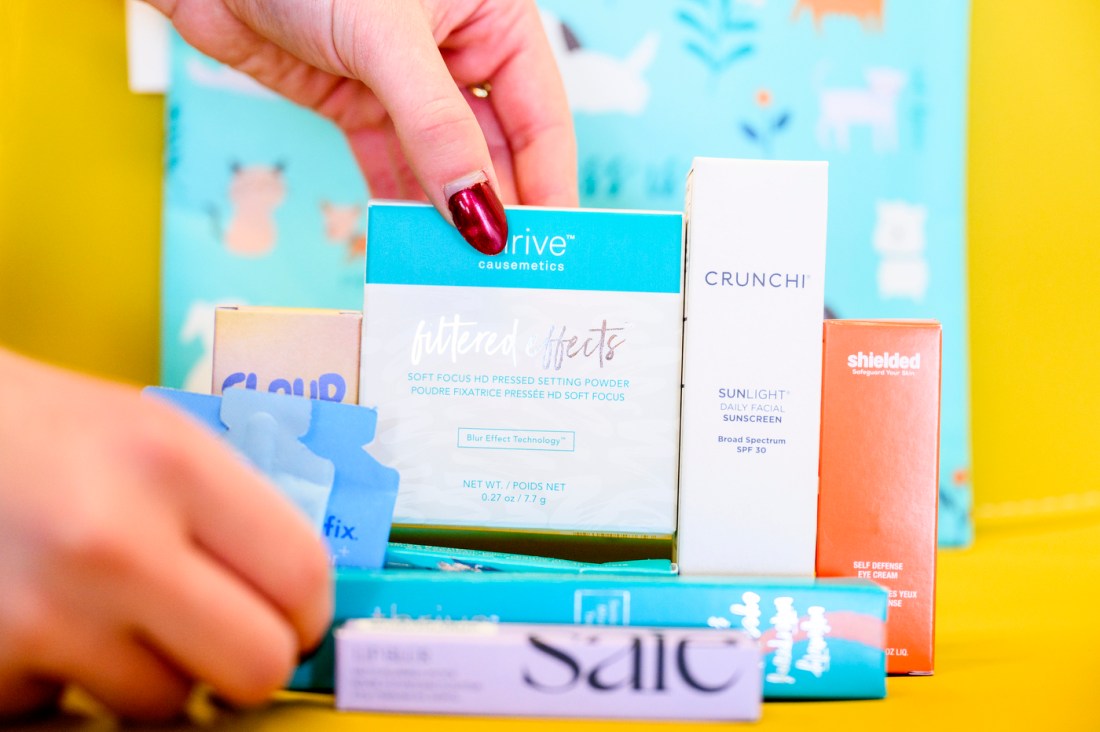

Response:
(677, 158), (828, 576)
(360, 202), (683, 541)
(817, 319), (941, 674)
(336, 619), (761, 720)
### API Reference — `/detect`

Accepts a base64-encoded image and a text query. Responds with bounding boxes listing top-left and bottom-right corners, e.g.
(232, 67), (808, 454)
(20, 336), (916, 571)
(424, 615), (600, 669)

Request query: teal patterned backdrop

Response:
(161, 0), (972, 545)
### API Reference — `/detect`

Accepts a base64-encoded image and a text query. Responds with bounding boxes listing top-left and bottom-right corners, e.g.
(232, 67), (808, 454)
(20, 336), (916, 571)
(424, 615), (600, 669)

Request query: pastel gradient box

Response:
(817, 319), (941, 674)
(293, 570), (888, 700)
(213, 306), (361, 402)
(336, 619), (761, 720)
(360, 202), (683, 539)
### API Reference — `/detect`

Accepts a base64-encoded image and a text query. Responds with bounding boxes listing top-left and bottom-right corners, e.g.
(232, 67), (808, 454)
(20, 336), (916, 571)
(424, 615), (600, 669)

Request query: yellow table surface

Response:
(10, 510), (1096, 731)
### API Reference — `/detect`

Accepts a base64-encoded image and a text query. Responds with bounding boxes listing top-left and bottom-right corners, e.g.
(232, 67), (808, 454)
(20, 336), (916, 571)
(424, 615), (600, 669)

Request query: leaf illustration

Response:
(773, 111), (791, 130)
(741, 123), (759, 141)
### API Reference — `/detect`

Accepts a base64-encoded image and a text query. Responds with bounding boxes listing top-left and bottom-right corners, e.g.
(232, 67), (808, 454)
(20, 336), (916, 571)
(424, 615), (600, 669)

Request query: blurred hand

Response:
(0, 348), (332, 720)
(149, 0), (579, 253)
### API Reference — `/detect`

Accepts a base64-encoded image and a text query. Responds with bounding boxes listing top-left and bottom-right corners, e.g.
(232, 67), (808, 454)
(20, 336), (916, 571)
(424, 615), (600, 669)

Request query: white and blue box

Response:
(360, 202), (684, 541)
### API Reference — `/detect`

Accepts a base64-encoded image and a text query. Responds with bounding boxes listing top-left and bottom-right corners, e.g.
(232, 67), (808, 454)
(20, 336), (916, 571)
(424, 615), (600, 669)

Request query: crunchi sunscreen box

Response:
(676, 158), (828, 576)
(816, 319), (941, 674)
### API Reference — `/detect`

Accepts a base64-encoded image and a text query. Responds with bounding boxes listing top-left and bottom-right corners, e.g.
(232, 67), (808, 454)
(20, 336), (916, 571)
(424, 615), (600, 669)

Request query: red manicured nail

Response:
(447, 179), (508, 255)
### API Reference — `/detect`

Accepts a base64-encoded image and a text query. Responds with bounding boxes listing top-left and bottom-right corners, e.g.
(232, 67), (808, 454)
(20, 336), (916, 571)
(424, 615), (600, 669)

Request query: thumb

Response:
(333, 3), (508, 255)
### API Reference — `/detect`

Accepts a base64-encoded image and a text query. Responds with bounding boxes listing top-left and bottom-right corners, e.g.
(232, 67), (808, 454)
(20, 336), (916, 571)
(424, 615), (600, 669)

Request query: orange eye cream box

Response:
(212, 306), (362, 403)
(816, 319), (941, 675)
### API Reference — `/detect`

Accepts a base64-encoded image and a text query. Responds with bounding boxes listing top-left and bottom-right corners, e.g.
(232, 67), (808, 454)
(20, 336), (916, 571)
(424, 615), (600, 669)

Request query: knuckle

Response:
(42, 496), (137, 576)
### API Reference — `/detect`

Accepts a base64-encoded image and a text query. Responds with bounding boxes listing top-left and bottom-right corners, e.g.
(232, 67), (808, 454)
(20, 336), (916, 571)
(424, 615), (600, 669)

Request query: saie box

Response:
(360, 202), (683, 542)
(677, 158), (828, 576)
(213, 306), (362, 403)
(336, 619), (762, 720)
(817, 319), (942, 674)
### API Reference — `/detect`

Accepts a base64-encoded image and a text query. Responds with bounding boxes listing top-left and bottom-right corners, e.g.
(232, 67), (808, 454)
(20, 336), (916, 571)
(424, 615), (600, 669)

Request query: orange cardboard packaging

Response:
(817, 320), (941, 675)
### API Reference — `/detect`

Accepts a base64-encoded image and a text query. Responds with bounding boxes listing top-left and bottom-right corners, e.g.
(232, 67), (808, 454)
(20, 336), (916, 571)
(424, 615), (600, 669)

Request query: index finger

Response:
(146, 398), (333, 651)
(483, 6), (578, 207)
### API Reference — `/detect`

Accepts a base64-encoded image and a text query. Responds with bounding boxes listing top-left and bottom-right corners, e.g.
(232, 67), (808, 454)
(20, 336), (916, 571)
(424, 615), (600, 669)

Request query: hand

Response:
(149, 0), (579, 254)
(0, 348), (332, 720)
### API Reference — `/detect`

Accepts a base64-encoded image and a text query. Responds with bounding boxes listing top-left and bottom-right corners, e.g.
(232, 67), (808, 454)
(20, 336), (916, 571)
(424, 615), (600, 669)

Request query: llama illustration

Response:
(872, 200), (928, 301)
(320, 201), (366, 260)
(540, 9), (659, 115)
(792, 0), (884, 33)
(223, 162), (287, 257)
(816, 68), (907, 152)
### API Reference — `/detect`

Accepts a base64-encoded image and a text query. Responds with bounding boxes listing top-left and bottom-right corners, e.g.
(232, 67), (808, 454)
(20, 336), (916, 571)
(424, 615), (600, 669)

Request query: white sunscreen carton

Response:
(677, 158), (828, 575)
(360, 202), (684, 544)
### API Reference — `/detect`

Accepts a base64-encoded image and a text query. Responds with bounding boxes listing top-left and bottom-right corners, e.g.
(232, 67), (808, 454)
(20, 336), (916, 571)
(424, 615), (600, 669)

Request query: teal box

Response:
(292, 570), (888, 700)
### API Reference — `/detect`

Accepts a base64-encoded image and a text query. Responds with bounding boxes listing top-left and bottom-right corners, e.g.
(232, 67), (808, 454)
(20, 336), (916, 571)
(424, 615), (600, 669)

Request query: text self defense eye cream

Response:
(360, 202), (683, 546)
(677, 158), (828, 576)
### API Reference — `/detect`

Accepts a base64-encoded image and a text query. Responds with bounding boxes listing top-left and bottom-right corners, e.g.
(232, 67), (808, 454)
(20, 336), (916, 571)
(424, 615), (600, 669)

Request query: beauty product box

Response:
(336, 619), (761, 720)
(677, 158), (828, 576)
(213, 306), (362, 403)
(292, 569), (888, 700)
(384, 542), (676, 576)
(145, 387), (399, 569)
(817, 319), (941, 675)
(360, 202), (683, 542)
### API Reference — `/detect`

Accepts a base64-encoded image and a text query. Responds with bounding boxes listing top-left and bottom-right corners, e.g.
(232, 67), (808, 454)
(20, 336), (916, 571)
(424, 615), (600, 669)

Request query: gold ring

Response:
(468, 82), (492, 99)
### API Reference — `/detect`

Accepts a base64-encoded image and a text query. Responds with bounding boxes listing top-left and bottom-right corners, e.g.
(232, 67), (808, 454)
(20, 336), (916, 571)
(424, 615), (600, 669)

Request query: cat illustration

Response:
(222, 162), (287, 257)
(540, 9), (659, 115)
(320, 201), (366, 260)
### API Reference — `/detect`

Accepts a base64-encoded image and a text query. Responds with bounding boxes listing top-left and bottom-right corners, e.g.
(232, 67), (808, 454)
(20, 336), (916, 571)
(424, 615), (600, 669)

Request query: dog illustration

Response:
(816, 67), (907, 152)
(792, 0), (884, 32)
(540, 9), (659, 115)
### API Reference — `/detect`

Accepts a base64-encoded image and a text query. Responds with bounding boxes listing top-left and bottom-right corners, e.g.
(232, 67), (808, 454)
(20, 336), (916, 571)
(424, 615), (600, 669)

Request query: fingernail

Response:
(445, 172), (508, 255)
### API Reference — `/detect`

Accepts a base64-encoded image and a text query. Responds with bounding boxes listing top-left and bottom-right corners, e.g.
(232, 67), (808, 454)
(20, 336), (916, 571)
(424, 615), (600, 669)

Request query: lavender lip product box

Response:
(336, 619), (761, 720)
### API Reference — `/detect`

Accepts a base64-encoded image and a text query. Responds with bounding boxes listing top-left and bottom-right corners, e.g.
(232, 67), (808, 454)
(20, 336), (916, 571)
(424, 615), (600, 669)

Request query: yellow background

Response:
(2, 1), (1099, 729)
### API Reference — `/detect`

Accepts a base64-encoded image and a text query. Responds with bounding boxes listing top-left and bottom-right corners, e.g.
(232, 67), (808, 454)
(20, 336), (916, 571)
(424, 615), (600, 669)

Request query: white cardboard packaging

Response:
(335, 619), (762, 720)
(676, 158), (828, 576)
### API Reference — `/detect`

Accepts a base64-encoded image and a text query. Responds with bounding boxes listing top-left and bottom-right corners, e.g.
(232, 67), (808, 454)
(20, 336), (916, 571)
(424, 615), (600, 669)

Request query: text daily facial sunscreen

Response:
(677, 158), (828, 576)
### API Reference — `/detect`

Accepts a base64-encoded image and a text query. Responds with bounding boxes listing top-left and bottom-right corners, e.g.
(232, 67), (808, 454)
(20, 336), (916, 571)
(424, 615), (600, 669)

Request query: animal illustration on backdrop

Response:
(180, 298), (245, 393)
(791, 0), (884, 33)
(539, 9), (659, 115)
(320, 201), (366, 261)
(215, 162), (287, 257)
(816, 68), (907, 152)
(872, 200), (928, 302)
